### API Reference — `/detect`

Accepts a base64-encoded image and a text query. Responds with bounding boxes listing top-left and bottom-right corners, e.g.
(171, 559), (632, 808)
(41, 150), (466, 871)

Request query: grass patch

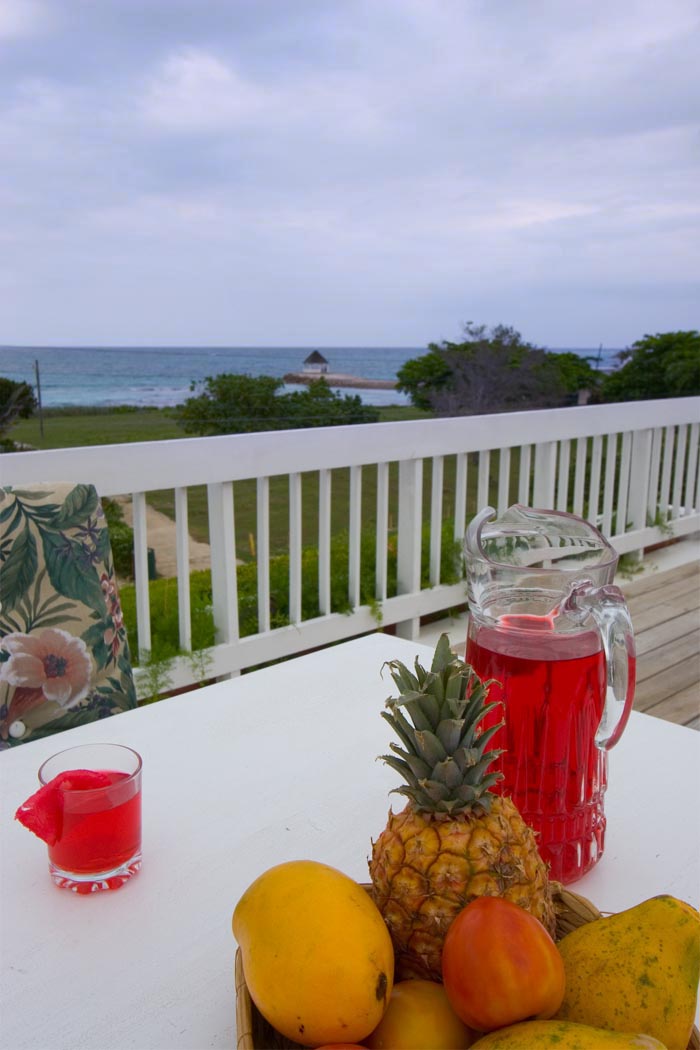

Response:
(10, 403), (522, 573)
(124, 450), (522, 564)
(119, 518), (463, 664)
(11, 406), (184, 447)
(10, 404), (450, 562)
(10, 403), (424, 449)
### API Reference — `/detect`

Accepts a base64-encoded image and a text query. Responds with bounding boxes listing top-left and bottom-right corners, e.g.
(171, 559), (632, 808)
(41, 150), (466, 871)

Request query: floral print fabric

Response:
(0, 483), (137, 747)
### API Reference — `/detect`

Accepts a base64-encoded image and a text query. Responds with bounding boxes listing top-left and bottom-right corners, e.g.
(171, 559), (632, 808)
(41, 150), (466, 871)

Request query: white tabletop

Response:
(1, 633), (699, 1050)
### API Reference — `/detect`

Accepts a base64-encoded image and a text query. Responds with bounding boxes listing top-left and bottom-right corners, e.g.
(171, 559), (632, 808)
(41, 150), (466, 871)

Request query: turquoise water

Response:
(0, 344), (617, 409)
(0, 345), (418, 408)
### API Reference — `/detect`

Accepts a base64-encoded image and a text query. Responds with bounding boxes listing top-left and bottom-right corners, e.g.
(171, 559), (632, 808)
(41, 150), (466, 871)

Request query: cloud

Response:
(140, 48), (268, 132)
(0, 0), (698, 345)
(138, 43), (391, 149)
(0, 0), (50, 39)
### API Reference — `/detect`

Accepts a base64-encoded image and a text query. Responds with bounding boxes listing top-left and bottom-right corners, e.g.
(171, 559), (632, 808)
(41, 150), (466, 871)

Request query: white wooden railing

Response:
(2, 397), (699, 696)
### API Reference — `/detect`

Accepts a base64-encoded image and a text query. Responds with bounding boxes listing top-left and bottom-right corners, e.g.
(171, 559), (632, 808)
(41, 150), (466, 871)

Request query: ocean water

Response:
(0, 344), (619, 410)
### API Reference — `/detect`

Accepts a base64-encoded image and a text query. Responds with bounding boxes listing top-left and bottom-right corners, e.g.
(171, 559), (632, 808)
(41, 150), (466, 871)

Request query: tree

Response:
(602, 331), (700, 402)
(176, 374), (285, 435)
(0, 377), (37, 446)
(396, 323), (599, 415)
(393, 349), (452, 411)
(281, 379), (380, 427)
(547, 351), (601, 401)
(175, 374), (379, 436)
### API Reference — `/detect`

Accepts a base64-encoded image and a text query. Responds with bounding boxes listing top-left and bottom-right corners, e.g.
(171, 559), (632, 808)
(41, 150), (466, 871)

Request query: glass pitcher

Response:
(464, 504), (636, 884)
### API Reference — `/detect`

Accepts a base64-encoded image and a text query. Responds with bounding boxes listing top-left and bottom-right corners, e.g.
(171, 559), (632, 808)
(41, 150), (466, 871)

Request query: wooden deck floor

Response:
(619, 560), (700, 731)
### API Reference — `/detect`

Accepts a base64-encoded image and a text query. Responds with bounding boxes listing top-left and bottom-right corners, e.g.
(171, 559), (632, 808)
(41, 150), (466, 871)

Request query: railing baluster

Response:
(533, 441), (557, 508)
(646, 428), (663, 525)
(628, 429), (653, 540)
(659, 426), (674, 519)
(206, 481), (239, 652)
(588, 435), (603, 523)
(429, 455), (444, 585)
(615, 431), (632, 536)
(454, 452), (468, 541)
(573, 438), (587, 515)
(518, 445), (531, 505)
(289, 473), (302, 624)
(601, 433), (617, 536)
(174, 486), (192, 653)
(396, 458), (423, 640)
(672, 424), (688, 517)
(556, 439), (570, 511)
(349, 465), (362, 608)
(497, 448), (511, 514)
(318, 469), (332, 615)
(132, 491), (151, 658)
(686, 423), (700, 513)
(477, 449), (491, 509)
(256, 477), (271, 633)
(375, 462), (389, 602)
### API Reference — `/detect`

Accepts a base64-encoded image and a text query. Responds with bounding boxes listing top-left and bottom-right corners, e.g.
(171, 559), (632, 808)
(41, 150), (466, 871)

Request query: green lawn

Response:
(7, 405), (518, 664)
(10, 405), (451, 561)
(12, 406), (184, 448)
(11, 403), (429, 450)
(146, 458), (488, 558)
(9, 406), (520, 562)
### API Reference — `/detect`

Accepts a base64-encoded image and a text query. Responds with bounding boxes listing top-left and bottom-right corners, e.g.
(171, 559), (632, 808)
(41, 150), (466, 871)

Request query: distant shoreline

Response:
(283, 371), (397, 390)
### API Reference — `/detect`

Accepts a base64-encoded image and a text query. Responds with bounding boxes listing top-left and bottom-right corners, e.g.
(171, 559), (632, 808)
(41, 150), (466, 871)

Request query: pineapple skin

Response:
(369, 796), (557, 981)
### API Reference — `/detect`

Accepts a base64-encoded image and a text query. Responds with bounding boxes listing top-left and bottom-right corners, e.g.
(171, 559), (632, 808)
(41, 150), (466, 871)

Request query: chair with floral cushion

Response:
(0, 482), (137, 748)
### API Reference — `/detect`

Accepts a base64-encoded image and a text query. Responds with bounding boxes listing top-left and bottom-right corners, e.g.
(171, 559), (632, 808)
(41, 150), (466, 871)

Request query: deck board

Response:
(633, 611), (699, 658)
(627, 590), (699, 632)
(621, 560), (697, 596)
(619, 561), (700, 730)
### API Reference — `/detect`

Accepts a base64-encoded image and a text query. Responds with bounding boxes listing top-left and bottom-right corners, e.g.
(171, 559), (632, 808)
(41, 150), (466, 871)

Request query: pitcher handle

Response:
(572, 583), (636, 749)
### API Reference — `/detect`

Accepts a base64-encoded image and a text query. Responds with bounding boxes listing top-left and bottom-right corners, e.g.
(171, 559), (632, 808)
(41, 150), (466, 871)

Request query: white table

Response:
(1, 633), (699, 1050)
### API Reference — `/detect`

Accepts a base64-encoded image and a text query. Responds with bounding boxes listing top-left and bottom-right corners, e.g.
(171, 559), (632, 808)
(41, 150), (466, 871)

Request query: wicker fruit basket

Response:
(234, 885), (700, 1050)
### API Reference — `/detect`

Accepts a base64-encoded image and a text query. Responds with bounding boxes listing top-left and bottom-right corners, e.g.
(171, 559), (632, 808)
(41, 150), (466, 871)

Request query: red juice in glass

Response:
(38, 743), (142, 893)
(467, 620), (624, 883)
(49, 770), (141, 875)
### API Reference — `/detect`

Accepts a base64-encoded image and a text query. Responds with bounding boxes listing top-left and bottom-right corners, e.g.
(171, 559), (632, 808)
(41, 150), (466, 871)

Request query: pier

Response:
(283, 371), (397, 390)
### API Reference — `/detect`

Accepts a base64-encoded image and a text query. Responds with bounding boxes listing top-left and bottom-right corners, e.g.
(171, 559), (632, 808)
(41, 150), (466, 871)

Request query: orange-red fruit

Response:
(365, 979), (475, 1049)
(441, 897), (565, 1033)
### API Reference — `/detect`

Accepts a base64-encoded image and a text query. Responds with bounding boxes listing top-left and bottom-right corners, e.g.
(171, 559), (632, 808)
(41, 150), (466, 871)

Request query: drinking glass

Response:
(38, 742), (142, 893)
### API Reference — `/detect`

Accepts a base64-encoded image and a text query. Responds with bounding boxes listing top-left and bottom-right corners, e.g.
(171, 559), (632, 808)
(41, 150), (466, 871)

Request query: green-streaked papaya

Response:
(554, 894), (700, 1050)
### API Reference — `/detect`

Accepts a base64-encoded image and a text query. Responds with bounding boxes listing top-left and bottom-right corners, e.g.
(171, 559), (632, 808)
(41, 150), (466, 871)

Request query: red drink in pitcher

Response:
(464, 505), (636, 884)
(467, 622), (623, 883)
(48, 770), (142, 877)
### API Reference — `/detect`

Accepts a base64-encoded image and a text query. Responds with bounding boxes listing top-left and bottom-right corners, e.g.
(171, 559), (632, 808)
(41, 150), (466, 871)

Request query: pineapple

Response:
(369, 633), (556, 981)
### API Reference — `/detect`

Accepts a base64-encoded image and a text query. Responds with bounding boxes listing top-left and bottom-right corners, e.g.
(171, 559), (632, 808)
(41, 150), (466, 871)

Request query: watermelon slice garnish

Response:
(15, 769), (112, 846)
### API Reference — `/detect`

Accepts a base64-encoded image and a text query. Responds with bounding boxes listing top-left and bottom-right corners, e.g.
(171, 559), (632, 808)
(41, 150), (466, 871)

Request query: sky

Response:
(1, 0), (699, 351)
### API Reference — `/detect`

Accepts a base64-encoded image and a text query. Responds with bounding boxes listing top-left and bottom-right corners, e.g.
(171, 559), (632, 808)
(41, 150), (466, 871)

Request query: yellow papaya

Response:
(554, 895), (700, 1050)
(232, 860), (394, 1047)
(470, 1019), (667, 1048)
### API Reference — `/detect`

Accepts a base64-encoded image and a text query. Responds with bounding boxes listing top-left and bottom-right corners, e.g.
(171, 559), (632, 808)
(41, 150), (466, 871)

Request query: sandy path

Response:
(115, 496), (213, 577)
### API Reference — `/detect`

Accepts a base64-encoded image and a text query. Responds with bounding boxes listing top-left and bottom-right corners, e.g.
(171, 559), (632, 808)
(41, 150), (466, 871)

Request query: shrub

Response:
(102, 498), (136, 578)
(118, 519), (463, 666)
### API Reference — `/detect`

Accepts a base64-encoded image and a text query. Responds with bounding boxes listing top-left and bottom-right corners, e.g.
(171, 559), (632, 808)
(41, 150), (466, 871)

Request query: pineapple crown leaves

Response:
(379, 633), (504, 815)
